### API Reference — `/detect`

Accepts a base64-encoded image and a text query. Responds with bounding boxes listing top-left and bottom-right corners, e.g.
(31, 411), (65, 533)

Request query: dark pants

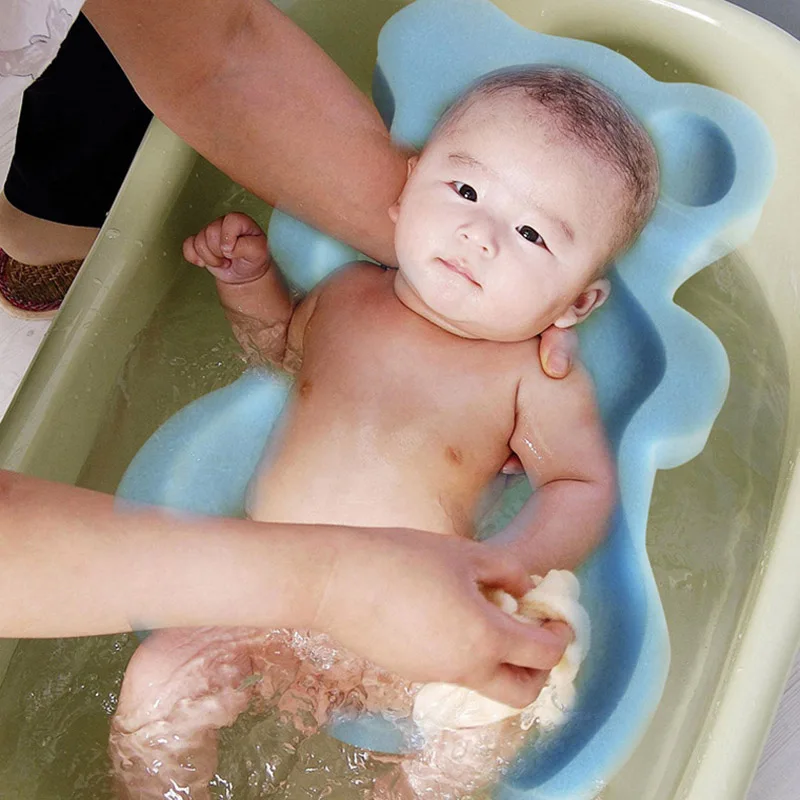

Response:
(4, 14), (152, 228)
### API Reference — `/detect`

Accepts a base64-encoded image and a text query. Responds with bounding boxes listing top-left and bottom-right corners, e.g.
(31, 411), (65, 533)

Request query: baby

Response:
(110, 66), (659, 798)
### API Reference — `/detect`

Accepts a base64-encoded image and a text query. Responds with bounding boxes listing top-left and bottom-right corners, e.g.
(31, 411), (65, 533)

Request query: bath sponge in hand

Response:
(413, 570), (590, 733)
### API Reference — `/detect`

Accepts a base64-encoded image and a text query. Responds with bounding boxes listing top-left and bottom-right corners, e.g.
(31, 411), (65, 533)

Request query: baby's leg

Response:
(110, 627), (299, 800)
(374, 719), (528, 799)
(262, 632), (414, 734)
(251, 634), (418, 794)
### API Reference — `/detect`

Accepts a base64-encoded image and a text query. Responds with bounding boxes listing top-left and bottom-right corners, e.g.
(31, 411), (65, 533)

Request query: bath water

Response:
(0, 243), (788, 799)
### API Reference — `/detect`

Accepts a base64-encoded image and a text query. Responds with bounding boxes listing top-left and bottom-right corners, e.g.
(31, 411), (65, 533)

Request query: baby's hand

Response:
(183, 212), (270, 284)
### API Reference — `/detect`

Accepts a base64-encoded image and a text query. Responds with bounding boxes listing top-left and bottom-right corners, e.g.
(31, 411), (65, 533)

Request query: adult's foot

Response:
(0, 250), (83, 319)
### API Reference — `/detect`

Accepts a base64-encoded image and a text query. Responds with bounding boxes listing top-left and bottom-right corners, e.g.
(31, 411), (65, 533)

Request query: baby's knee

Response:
(403, 722), (523, 798)
(114, 627), (261, 732)
(111, 628), (267, 798)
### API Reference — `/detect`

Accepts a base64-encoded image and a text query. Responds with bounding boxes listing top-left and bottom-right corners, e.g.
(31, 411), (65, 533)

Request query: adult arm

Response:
(83, 0), (405, 266)
(0, 469), (568, 707)
(491, 350), (617, 574)
(83, 0), (579, 376)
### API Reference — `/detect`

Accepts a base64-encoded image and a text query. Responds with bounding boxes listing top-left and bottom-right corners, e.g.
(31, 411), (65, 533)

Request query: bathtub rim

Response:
(0, 0), (798, 798)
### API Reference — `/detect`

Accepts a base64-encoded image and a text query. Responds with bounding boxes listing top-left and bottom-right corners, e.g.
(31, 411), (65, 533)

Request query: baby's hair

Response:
(435, 66), (660, 257)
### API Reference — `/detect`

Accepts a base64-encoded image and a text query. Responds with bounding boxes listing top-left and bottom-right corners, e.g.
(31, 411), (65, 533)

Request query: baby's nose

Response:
(459, 220), (498, 256)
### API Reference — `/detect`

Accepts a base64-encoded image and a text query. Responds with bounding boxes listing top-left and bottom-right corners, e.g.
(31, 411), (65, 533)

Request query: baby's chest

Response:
(302, 319), (522, 451)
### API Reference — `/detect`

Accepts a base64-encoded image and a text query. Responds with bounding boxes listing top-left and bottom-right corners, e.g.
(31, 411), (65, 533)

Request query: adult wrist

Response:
(217, 519), (344, 630)
(121, 513), (340, 632)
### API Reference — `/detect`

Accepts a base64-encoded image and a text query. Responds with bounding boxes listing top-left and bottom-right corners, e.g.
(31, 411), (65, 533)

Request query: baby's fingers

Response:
(184, 230), (227, 269)
(227, 232), (268, 269)
(182, 235), (223, 268)
(182, 236), (203, 266)
(220, 213), (264, 255)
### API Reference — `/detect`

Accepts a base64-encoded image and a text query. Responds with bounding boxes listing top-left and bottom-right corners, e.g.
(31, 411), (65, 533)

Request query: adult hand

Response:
(312, 527), (571, 709)
(538, 325), (579, 379)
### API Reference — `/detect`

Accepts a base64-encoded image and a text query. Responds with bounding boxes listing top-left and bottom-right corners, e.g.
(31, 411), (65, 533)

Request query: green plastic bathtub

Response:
(1, 0), (799, 797)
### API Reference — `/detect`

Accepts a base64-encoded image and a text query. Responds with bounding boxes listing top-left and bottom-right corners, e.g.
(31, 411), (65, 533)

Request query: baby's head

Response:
(389, 66), (659, 341)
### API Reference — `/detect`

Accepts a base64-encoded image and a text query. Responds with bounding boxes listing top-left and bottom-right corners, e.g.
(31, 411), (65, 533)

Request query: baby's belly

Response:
(247, 449), (476, 537)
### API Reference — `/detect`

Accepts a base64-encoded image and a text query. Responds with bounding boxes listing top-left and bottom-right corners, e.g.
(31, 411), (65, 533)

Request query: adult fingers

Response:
(474, 547), (532, 598)
(538, 325), (579, 379)
(497, 611), (570, 671)
(540, 619), (574, 649)
(474, 662), (549, 709)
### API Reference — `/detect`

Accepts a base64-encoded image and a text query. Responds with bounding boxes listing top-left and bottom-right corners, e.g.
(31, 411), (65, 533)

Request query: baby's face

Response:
(390, 94), (629, 341)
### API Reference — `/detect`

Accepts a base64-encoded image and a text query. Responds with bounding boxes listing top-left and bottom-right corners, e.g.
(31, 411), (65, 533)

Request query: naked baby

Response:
(110, 67), (659, 798)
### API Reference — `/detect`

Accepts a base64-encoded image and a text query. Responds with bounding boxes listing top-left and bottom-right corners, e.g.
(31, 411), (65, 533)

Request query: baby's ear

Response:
(389, 155), (420, 223)
(553, 278), (611, 329)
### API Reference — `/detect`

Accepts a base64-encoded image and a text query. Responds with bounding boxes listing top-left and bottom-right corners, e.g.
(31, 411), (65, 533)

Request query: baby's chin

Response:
(392, 272), (542, 342)
(391, 270), (472, 337)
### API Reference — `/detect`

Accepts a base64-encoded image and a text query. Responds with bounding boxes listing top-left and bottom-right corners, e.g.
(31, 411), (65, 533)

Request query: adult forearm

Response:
(0, 470), (335, 638)
(84, 0), (406, 265)
(0, 471), (575, 703)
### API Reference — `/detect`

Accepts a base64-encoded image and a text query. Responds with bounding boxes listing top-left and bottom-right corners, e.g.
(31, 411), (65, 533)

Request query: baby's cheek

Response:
(499, 288), (551, 338)
(393, 222), (423, 267)
(494, 273), (535, 312)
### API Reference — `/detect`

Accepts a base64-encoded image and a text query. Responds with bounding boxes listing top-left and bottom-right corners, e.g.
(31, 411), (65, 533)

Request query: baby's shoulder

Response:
(316, 260), (391, 301)
(322, 259), (388, 285)
(504, 337), (547, 381)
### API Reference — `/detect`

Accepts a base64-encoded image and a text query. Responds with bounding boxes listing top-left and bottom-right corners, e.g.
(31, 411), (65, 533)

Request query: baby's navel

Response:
(298, 379), (313, 399)
(445, 445), (463, 465)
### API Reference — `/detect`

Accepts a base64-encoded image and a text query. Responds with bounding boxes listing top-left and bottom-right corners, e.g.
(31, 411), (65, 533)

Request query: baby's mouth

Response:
(437, 257), (481, 287)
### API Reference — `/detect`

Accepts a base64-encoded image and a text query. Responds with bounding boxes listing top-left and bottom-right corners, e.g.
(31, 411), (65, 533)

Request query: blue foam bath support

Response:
(117, 0), (775, 796)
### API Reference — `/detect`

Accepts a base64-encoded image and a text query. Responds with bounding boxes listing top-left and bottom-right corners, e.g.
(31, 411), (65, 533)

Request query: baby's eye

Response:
(453, 182), (478, 202)
(517, 225), (546, 247)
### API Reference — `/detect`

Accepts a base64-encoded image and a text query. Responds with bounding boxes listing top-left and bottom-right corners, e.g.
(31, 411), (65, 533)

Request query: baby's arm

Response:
(492, 347), (616, 575)
(183, 212), (316, 371)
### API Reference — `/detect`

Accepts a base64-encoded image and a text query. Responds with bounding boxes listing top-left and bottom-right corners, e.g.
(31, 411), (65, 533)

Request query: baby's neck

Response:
(391, 269), (484, 341)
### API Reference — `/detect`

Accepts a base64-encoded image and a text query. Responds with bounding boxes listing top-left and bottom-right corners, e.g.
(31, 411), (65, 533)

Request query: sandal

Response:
(0, 248), (83, 320)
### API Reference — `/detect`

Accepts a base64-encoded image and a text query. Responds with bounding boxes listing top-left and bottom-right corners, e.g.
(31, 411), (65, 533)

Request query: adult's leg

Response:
(0, 14), (151, 314)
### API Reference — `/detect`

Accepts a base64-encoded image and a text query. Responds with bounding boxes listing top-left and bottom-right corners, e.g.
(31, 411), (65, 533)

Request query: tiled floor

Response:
(1, 1), (799, 797)
(0, 313), (50, 419)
